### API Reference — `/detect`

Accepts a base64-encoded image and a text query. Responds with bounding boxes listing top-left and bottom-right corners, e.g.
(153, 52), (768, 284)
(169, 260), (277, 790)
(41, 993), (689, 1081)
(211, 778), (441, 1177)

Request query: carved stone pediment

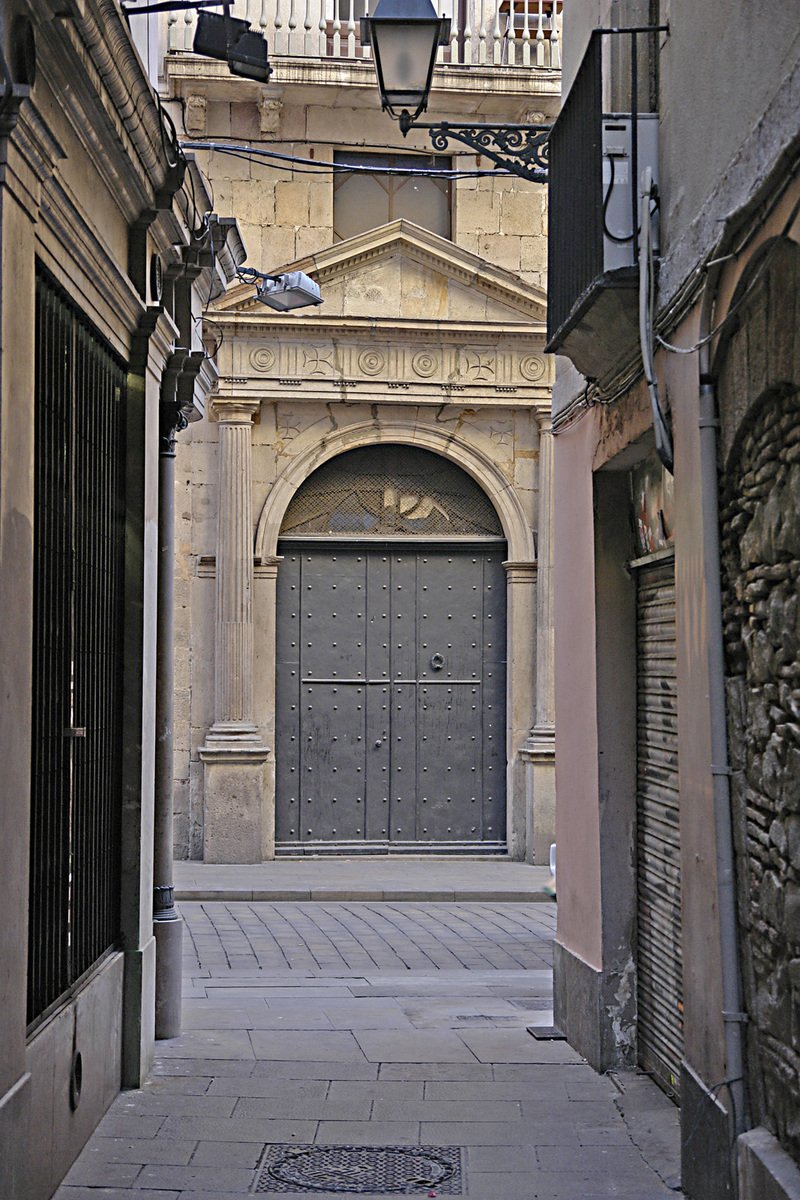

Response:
(210, 221), (551, 407)
(213, 218), (547, 325)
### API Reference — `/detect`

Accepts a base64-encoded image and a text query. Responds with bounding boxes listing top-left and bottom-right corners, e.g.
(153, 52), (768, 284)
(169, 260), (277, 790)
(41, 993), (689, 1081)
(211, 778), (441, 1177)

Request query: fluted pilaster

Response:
(206, 398), (261, 740)
(200, 398), (270, 863)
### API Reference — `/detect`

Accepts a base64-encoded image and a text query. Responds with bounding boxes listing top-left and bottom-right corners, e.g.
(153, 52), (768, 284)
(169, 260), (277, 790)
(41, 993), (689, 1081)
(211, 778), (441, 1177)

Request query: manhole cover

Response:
(254, 1144), (464, 1194)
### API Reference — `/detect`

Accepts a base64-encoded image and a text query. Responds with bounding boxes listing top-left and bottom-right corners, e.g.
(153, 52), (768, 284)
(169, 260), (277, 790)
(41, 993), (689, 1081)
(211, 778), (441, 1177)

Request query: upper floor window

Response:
(333, 152), (452, 242)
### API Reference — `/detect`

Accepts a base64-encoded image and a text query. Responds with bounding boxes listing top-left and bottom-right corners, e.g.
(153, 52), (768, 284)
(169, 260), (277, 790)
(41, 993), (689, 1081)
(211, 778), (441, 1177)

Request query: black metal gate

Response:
(28, 267), (126, 1028)
(635, 554), (682, 1099)
(275, 542), (507, 853)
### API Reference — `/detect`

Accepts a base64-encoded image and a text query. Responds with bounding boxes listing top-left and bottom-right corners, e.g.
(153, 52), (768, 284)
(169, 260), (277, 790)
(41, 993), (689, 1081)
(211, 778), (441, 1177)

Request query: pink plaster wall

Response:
(553, 410), (603, 969)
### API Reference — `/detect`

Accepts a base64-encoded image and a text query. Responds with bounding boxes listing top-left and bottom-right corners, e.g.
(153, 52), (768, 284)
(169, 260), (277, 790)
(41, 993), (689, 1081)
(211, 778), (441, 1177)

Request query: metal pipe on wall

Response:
(697, 300), (749, 1166)
(153, 420), (183, 1040)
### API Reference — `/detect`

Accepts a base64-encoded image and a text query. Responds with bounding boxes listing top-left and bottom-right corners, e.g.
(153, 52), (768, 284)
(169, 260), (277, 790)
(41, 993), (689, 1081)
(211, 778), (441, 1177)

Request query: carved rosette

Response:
(411, 351), (440, 378)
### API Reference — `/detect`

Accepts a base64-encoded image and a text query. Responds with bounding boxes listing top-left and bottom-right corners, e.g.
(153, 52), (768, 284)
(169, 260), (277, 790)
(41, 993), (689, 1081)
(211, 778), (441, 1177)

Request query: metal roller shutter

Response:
(635, 554), (682, 1100)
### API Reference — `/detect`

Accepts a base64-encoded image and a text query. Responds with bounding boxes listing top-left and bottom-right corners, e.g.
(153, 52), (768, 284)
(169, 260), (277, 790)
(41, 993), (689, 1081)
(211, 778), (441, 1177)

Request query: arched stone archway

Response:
(254, 419), (535, 563)
(251, 424), (537, 859)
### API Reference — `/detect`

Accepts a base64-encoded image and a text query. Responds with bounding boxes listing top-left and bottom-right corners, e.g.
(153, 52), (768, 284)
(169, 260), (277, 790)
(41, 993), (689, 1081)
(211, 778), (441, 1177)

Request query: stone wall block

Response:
(262, 224), (298, 272)
(209, 147), (251, 181)
(790, 959), (800, 1049)
(785, 885), (800, 949)
(500, 189), (543, 236)
(455, 188), (501, 234)
(230, 101), (260, 140)
(294, 225), (332, 262)
(520, 235), (547, 273)
(757, 966), (792, 1044)
(744, 627), (776, 685)
(787, 816), (800, 868)
(275, 179), (311, 226)
(309, 180), (333, 229)
(479, 234), (521, 273)
(230, 178), (276, 228)
(760, 870), (783, 929)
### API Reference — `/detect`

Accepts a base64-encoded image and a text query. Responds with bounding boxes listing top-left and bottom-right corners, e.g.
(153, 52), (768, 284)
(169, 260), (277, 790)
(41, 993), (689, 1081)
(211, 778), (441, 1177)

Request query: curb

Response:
(175, 888), (555, 902)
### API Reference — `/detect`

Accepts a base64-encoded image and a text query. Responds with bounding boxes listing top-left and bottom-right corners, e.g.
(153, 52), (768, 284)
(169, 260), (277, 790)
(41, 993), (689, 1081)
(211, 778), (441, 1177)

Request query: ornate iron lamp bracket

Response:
(399, 115), (550, 182)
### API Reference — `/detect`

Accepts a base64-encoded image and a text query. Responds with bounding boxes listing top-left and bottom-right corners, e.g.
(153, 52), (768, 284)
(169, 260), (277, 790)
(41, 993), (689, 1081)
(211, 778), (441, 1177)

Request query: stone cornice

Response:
(166, 53), (560, 117)
(211, 313), (545, 339)
(33, 0), (174, 220)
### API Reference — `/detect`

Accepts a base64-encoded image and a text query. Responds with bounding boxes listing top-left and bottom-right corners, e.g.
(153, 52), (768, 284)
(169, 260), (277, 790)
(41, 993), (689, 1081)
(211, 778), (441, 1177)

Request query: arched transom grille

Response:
(279, 445), (503, 537)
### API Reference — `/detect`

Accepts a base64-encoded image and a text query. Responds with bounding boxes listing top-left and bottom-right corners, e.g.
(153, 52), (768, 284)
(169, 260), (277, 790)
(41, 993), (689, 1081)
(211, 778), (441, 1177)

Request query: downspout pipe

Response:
(153, 409), (184, 1040)
(697, 293), (749, 1171)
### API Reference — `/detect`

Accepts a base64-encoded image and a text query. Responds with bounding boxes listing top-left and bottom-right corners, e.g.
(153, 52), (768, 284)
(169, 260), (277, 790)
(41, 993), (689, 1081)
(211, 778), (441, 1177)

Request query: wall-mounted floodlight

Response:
(238, 267), (323, 311)
(122, 1), (271, 83)
(193, 9), (272, 83)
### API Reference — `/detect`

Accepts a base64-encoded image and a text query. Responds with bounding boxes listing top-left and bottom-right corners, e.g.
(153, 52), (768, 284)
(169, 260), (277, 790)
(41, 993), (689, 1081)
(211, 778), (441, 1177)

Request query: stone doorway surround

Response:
(185, 221), (555, 863)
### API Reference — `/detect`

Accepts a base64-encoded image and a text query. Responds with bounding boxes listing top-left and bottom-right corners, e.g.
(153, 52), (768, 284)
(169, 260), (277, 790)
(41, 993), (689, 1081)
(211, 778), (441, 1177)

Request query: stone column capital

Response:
(255, 555), (283, 582)
(211, 396), (261, 424)
(532, 404), (554, 434)
(503, 559), (538, 582)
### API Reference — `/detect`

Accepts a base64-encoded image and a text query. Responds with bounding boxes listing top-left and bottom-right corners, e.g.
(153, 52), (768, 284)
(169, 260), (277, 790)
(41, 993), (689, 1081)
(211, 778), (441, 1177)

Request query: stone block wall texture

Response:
(194, 100), (548, 286)
(721, 386), (800, 1168)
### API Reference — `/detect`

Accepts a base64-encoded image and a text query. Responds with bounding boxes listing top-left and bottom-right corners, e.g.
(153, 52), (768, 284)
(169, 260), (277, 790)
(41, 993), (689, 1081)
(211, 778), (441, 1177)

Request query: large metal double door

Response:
(276, 542), (507, 852)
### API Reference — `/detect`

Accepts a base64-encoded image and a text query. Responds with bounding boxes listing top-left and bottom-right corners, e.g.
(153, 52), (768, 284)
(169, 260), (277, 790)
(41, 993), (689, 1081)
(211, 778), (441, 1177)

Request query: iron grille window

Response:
(28, 267), (127, 1029)
(333, 152), (452, 242)
(280, 445), (503, 537)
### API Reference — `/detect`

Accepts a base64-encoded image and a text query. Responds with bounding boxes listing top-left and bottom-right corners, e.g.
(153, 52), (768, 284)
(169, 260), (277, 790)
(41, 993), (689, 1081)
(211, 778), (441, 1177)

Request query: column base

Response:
(199, 734), (271, 863)
(520, 725), (555, 864)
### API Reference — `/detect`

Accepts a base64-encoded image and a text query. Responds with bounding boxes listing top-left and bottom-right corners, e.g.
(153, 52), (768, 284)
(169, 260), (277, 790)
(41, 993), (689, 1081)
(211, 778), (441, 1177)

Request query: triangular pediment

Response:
(214, 219), (547, 326)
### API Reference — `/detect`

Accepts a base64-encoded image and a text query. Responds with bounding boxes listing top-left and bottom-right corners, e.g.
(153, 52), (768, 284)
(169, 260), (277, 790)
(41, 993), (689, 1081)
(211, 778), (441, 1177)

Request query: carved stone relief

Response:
(238, 338), (549, 394)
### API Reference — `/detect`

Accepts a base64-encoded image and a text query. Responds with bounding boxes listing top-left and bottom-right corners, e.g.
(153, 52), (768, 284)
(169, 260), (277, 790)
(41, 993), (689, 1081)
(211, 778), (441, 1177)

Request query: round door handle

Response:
(375, 740), (383, 748)
(430, 653), (445, 671)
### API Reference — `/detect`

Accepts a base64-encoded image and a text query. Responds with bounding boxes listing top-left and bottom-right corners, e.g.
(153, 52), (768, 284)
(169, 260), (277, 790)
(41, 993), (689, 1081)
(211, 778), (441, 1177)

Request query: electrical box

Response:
(601, 114), (659, 270)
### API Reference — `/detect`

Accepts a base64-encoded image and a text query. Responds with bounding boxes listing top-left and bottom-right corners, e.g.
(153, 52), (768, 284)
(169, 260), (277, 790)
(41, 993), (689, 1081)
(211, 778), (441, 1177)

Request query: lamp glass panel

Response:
(373, 21), (438, 107)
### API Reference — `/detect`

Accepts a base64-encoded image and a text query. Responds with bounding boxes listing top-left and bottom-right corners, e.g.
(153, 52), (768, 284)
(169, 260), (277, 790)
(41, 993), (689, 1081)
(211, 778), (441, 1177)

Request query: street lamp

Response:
(363, 0), (549, 182)
(360, 0), (450, 124)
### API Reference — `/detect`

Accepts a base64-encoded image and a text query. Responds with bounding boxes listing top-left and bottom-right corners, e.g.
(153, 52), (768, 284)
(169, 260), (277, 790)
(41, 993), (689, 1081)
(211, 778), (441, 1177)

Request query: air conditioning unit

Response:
(601, 114), (659, 270)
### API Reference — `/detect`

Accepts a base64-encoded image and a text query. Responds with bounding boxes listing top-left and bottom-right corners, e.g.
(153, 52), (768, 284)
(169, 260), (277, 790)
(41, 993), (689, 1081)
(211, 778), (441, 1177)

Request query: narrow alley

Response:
(55, 863), (681, 1199)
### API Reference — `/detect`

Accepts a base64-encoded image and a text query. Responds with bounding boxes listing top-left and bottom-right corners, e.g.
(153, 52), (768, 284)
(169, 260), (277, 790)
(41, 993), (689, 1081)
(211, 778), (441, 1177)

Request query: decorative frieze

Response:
(234, 336), (551, 400)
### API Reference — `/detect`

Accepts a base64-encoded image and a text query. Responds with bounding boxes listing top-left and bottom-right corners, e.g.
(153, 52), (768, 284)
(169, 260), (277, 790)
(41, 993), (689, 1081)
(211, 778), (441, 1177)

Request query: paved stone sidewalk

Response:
(55, 900), (682, 1199)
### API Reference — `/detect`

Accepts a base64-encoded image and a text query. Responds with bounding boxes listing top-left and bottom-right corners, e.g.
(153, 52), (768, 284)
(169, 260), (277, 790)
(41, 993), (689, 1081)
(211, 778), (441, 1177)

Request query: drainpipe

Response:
(697, 293), (749, 1168)
(153, 400), (184, 1039)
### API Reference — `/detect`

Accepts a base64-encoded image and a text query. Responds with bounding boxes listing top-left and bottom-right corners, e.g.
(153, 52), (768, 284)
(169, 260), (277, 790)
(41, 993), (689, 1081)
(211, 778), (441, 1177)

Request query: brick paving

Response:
(55, 896), (682, 1199)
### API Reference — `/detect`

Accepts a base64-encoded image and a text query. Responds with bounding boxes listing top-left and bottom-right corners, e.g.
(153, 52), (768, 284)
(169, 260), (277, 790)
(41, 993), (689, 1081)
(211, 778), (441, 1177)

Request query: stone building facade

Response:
(0, 2), (242, 1197)
(160, 11), (560, 864)
(546, 3), (800, 1199)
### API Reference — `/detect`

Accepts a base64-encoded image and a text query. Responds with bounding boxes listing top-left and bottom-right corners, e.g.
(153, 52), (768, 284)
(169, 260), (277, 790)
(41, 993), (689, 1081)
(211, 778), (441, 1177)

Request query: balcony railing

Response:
(167, 0), (561, 69)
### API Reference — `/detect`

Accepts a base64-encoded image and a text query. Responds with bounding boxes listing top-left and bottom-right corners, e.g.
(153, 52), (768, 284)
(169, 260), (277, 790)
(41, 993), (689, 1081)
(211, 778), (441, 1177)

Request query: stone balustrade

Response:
(168, 0), (562, 70)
